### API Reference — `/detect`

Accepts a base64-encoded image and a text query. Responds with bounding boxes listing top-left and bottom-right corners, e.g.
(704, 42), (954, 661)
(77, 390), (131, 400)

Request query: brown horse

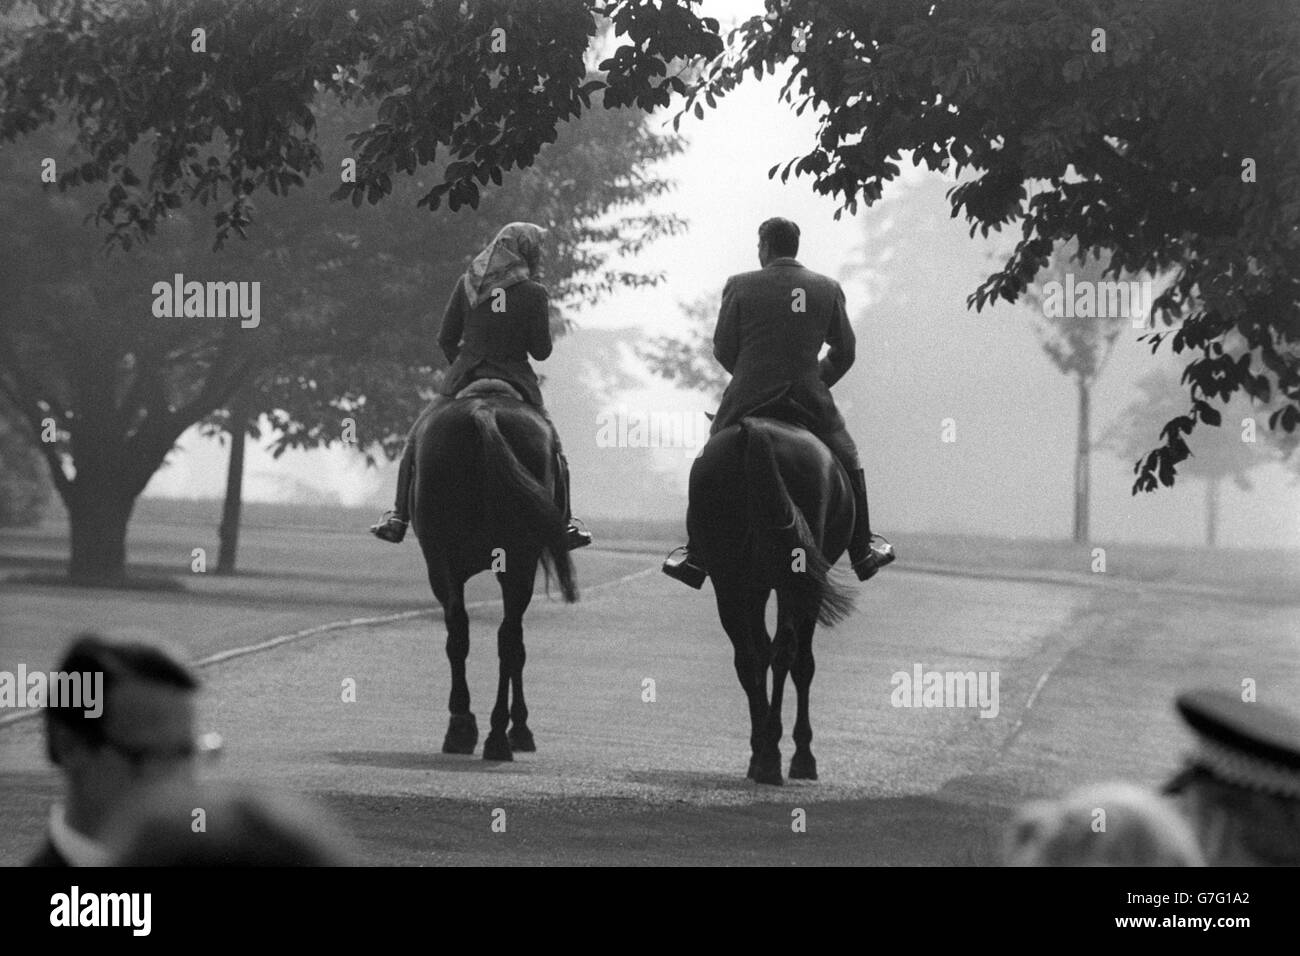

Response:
(409, 381), (576, 761)
(689, 415), (856, 785)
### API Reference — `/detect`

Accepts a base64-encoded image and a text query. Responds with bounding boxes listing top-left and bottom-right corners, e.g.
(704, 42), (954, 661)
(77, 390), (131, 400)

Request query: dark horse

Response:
(410, 381), (577, 761)
(691, 415), (856, 785)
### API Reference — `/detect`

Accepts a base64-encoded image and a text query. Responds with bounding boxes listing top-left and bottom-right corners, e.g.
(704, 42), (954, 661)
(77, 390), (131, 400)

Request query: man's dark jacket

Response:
(711, 257), (855, 434)
(437, 278), (552, 407)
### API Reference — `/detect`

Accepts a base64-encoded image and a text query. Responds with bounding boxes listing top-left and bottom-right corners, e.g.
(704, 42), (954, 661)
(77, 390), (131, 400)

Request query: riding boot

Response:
(555, 451), (592, 550)
(370, 441), (413, 543)
(847, 468), (894, 581)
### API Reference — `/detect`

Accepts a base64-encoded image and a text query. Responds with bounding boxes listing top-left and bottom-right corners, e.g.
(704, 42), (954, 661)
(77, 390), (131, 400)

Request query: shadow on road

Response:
(326, 750), (528, 774)
(318, 788), (1013, 866)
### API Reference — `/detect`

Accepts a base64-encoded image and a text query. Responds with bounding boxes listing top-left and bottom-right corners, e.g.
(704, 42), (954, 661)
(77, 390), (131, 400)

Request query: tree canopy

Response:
(7, 0), (1293, 493)
(3, 0), (1297, 580)
(640, 293), (728, 403)
(0, 0), (692, 580)
(684, 0), (1300, 491)
(0, 0), (719, 248)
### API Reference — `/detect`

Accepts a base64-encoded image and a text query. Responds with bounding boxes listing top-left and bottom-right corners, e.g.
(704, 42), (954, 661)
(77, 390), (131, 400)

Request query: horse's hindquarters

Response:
(411, 396), (575, 600)
(688, 426), (750, 572)
(691, 420), (853, 577)
(693, 417), (855, 627)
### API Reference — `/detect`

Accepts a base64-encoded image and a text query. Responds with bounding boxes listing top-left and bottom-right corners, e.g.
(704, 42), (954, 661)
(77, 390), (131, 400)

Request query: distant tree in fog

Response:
(1020, 241), (1133, 543)
(1101, 362), (1296, 547)
(686, 0), (1300, 493)
(546, 327), (691, 521)
(8, 0), (1298, 572)
(639, 294), (729, 404)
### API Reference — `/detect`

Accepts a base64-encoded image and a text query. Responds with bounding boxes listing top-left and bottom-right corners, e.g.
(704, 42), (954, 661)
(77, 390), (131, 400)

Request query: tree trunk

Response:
(216, 390), (252, 575)
(63, 390), (137, 583)
(1073, 377), (1091, 544)
(1205, 475), (1220, 548)
(67, 488), (135, 584)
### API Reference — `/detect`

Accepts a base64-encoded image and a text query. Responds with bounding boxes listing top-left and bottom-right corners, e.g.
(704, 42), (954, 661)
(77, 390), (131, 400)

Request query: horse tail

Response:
(741, 418), (855, 627)
(470, 403), (577, 603)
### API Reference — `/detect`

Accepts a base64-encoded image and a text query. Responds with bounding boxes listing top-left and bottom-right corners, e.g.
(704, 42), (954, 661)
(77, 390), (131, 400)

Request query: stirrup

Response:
(369, 511), (408, 544)
(852, 534), (895, 582)
(566, 517), (593, 551)
(662, 546), (707, 590)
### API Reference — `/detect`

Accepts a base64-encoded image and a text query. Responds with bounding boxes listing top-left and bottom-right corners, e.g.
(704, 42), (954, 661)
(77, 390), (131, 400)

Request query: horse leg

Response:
(506, 559), (538, 753)
(439, 570), (478, 754)
(746, 590), (782, 784)
(788, 616), (819, 780)
(483, 559), (534, 761)
(758, 596), (802, 786)
(715, 580), (770, 781)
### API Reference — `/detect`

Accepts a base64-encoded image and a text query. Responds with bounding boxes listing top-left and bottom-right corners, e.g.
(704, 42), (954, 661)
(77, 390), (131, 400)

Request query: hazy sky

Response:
(144, 1), (1300, 549)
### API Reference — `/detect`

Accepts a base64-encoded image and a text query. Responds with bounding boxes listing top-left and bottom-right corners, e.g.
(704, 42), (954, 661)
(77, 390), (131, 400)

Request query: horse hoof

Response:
(482, 733), (513, 762)
(441, 713), (478, 755)
(752, 754), (783, 785)
(507, 726), (536, 752)
(788, 752), (818, 780)
(746, 756), (759, 780)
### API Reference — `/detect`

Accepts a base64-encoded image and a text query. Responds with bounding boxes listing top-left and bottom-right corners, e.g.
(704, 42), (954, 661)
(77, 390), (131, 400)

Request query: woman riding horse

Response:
(370, 222), (591, 550)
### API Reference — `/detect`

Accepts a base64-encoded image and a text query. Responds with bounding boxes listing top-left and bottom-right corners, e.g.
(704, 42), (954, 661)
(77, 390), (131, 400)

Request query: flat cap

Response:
(1176, 689), (1300, 799)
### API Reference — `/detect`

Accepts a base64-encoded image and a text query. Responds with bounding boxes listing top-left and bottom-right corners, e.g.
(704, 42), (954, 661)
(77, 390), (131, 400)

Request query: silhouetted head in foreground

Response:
(44, 633), (201, 847)
(1163, 689), (1300, 866)
(1004, 781), (1204, 867)
(107, 780), (355, 866)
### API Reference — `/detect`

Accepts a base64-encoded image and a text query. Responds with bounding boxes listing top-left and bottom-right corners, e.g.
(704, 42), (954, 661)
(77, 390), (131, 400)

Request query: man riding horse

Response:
(371, 222), (591, 551)
(663, 217), (893, 588)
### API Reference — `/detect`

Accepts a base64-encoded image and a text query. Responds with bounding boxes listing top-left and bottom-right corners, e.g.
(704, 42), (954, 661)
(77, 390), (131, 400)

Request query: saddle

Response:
(729, 388), (823, 437)
(454, 378), (524, 402)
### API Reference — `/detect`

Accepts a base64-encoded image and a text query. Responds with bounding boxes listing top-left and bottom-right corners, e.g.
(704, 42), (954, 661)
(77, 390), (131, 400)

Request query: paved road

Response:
(4, 546), (1296, 865)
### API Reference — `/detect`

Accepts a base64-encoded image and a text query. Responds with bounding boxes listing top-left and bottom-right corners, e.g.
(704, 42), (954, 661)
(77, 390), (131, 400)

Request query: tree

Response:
(198, 93), (685, 573)
(1, 0), (720, 249)
(9, 0), (1296, 567)
(1019, 241), (1134, 542)
(543, 326), (693, 521)
(0, 398), (51, 527)
(684, 0), (1300, 493)
(214, 385), (253, 574)
(1100, 361), (1296, 546)
(0, 0), (695, 581)
(639, 293), (729, 402)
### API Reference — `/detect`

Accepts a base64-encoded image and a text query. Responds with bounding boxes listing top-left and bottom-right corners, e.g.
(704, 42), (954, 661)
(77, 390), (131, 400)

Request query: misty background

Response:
(137, 64), (1300, 550)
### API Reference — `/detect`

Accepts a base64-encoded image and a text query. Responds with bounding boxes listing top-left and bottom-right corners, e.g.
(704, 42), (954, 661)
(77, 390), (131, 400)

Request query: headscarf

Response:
(462, 222), (548, 308)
